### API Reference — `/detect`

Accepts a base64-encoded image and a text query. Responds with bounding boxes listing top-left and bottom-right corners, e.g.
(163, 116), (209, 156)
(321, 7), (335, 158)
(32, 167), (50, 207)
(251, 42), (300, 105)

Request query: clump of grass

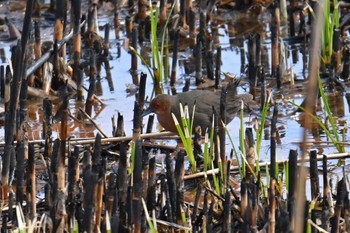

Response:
(130, 1), (175, 93)
(172, 102), (197, 173)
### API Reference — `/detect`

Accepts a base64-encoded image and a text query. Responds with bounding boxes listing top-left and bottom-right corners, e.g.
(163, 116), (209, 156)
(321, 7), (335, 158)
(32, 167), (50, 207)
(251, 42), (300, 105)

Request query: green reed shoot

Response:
(239, 100), (246, 176)
(317, 74), (344, 152)
(172, 103), (197, 173)
(142, 198), (158, 233)
(289, 75), (344, 152)
(149, 1), (176, 82)
(256, 92), (271, 161)
(321, 0), (339, 66)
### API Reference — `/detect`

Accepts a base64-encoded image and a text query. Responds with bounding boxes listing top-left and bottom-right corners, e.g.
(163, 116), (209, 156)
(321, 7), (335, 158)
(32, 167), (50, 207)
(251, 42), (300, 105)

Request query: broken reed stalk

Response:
(114, 112), (126, 137)
(34, 21), (42, 79)
(215, 46), (221, 89)
(117, 142), (128, 230)
(180, 0), (186, 27)
(57, 85), (69, 228)
(322, 154), (330, 230)
(0, 65), (4, 99)
(104, 23), (110, 56)
(83, 157), (98, 232)
(206, 50), (214, 80)
(138, 72), (147, 112)
(16, 142), (25, 205)
(3, 43), (22, 199)
(27, 144), (36, 220)
(67, 146), (79, 229)
(132, 139), (143, 232)
(165, 153), (177, 222)
(105, 58), (114, 91)
(175, 151), (185, 224)
(161, 170), (174, 222)
(133, 101), (141, 139)
(92, 134), (104, 232)
(309, 150), (320, 199)
(145, 114), (155, 134)
(2, 0), (34, 199)
(248, 35), (257, 86)
(141, 147), (149, 204)
(341, 48), (350, 80)
(85, 51), (96, 116)
(170, 29), (180, 88)
(131, 26), (139, 85)
(5, 66), (11, 108)
(219, 84), (227, 177)
(240, 180), (248, 228)
(332, 178), (346, 232)
(195, 39), (202, 85)
(270, 5), (279, 79)
(270, 105), (278, 179)
(106, 172), (117, 219)
(55, 0), (66, 58)
(288, 149), (298, 231)
(43, 98), (53, 158)
(19, 67), (29, 160)
(71, 0), (84, 100)
(114, 0), (120, 39)
(189, 7), (196, 48)
(147, 155), (156, 213)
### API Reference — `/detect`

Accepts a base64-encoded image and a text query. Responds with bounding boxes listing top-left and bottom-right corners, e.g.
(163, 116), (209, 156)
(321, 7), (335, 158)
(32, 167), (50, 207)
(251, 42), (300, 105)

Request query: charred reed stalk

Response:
(34, 21), (42, 79)
(113, 112), (126, 137)
(71, 0), (84, 100)
(2, 0), (34, 198)
(55, 0), (66, 58)
(131, 26), (139, 85)
(133, 101), (141, 139)
(175, 151), (185, 224)
(85, 51), (97, 117)
(309, 150), (320, 199)
(170, 29), (180, 88)
(215, 46), (221, 89)
(270, 106), (278, 179)
(3, 43), (22, 198)
(93, 134), (105, 232)
(132, 139), (143, 232)
(43, 98), (53, 160)
(166, 153), (177, 223)
(195, 39), (202, 85)
(322, 154), (330, 230)
(114, 0), (120, 39)
(67, 146), (80, 229)
(248, 35), (257, 86)
(117, 142), (128, 230)
(288, 149), (298, 230)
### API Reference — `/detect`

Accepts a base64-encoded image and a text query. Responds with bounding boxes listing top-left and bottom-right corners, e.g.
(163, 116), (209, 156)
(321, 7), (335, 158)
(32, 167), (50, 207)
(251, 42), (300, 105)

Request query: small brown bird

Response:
(143, 79), (256, 134)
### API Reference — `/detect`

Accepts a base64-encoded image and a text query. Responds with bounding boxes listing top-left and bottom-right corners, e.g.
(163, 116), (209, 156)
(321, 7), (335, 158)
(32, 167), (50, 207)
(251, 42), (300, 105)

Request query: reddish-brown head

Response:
(142, 95), (173, 116)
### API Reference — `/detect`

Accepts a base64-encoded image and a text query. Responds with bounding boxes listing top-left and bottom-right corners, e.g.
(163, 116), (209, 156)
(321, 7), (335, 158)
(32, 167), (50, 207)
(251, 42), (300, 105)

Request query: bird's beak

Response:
(142, 107), (153, 117)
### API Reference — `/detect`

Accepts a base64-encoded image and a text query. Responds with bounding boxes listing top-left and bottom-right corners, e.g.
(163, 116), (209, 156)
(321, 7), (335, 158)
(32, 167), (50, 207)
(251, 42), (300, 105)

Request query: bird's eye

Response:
(153, 101), (160, 109)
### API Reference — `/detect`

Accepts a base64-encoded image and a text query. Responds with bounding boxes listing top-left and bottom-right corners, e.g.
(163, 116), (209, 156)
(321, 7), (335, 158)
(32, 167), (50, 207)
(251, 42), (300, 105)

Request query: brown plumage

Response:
(143, 79), (257, 133)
